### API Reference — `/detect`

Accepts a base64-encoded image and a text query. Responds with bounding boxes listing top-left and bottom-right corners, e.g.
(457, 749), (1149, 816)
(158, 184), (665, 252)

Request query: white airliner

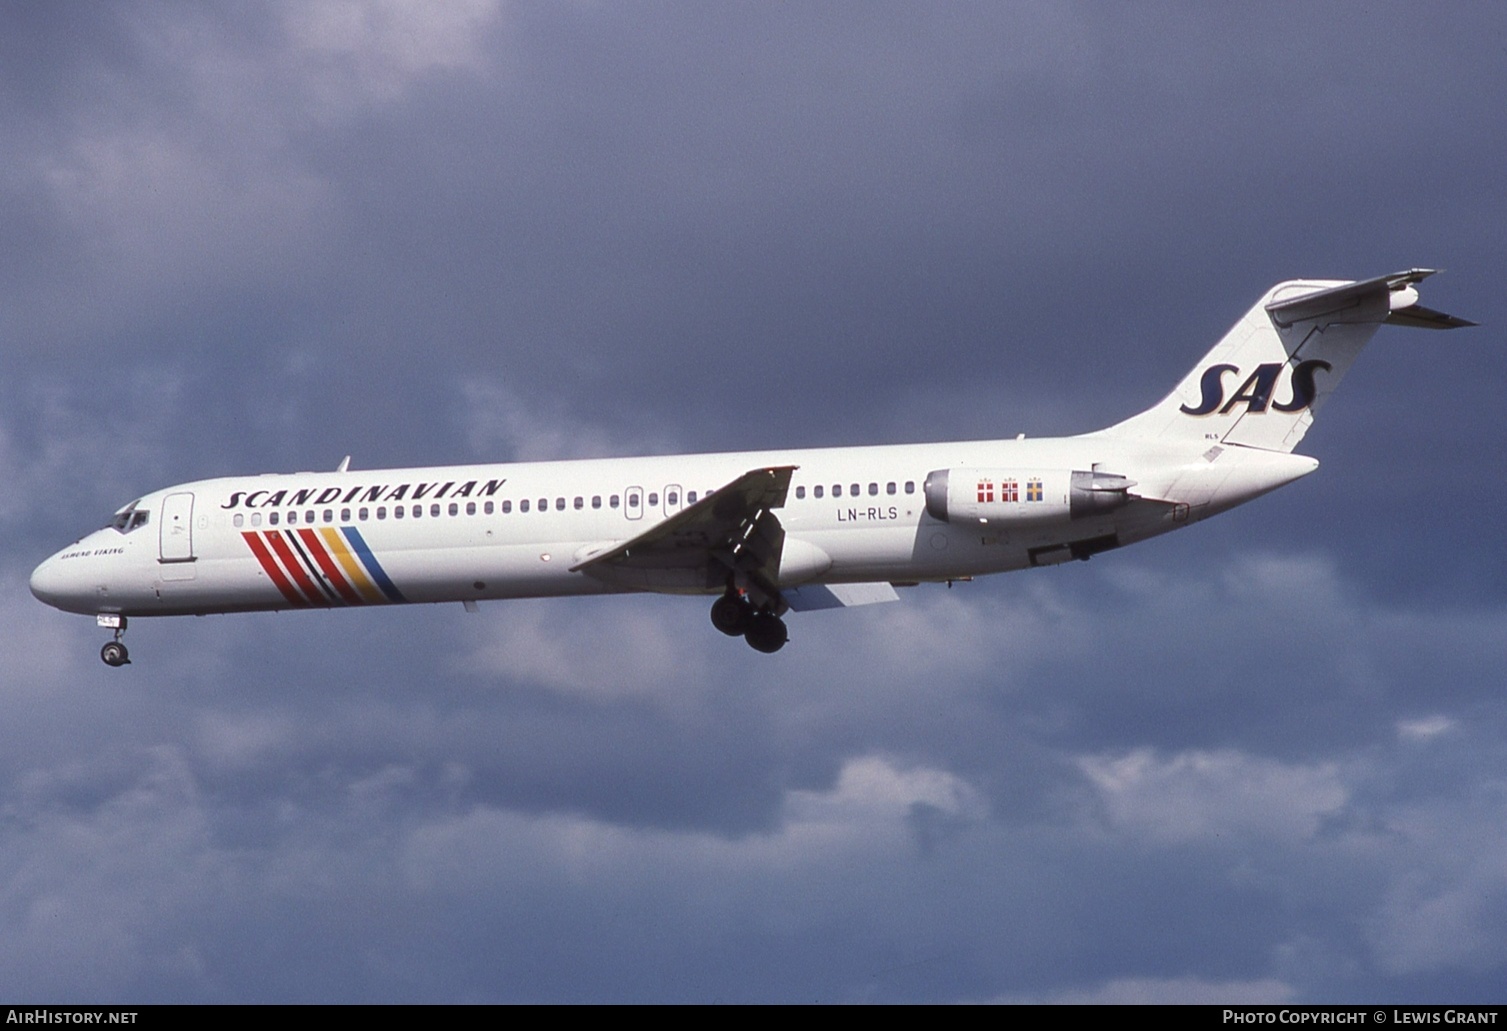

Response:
(31, 270), (1472, 665)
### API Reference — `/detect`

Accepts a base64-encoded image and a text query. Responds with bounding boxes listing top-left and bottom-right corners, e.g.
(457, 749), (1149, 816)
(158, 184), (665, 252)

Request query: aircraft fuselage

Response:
(29, 270), (1471, 663)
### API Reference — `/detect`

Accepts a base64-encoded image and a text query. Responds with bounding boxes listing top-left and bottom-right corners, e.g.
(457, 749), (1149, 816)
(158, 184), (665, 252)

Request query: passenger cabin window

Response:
(271, 512), (281, 526)
(359, 508), (369, 521)
(648, 492), (659, 506)
(324, 509), (334, 523)
(905, 481), (915, 494)
(591, 496), (601, 509)
(814, 485), (824, 498)
(833, 484), (842, 498)
(286, 511), (296, 525)
(305, 510), (315, 524)
(795, 486), (806, 499)
(233, 513), (244, 528)
(868, 483), (878, 496)
(610, 495), (620, 508)
(574, 497), (584, 510)
(465, 502), (475, 516)
(688, 491), (697, 504)
(377, 506), (386, 519)
(430, 503), (440, 517)
(666, 491), (678, 506)
(886, 482), (896, 495)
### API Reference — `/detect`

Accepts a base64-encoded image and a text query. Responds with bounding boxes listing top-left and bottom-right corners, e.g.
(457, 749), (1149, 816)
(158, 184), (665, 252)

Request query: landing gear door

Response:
(160, 492), (196, 566)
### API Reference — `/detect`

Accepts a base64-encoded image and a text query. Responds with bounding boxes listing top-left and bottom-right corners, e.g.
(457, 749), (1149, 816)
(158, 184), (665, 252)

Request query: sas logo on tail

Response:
(1180, 359), (1332, 417)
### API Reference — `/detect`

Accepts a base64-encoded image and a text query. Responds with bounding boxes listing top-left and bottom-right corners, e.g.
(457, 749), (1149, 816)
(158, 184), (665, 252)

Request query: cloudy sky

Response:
(4, 1), (1505, 1003)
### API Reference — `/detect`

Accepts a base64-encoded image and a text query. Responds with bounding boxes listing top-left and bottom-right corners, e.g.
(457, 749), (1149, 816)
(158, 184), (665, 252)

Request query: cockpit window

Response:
(107, 501), (150, 534)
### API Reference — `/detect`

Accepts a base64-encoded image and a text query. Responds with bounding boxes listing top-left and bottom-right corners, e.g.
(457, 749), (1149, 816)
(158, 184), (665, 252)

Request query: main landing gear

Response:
(709, 591), (788, 653)
(97, 614), (130, 667)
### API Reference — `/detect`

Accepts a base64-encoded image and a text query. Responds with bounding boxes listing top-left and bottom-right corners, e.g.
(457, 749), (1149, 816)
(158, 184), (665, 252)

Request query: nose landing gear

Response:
(97, 614), (130, 667)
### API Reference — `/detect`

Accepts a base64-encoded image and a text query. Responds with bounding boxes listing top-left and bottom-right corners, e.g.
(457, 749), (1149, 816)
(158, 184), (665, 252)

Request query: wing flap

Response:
(783, 582), (901, 611)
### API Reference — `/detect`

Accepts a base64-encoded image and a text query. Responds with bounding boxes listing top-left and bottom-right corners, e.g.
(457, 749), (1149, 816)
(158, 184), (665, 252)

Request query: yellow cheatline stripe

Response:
(319, 526), (387, 603)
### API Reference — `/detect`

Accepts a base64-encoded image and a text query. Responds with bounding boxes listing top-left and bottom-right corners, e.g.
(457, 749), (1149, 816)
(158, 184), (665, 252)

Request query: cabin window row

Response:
(227, 478), (918, 528)
(226, 491), (710, 527)
(232, 500), (498, 527)
(500, 490), (698, 514)
(793, 480), (914, 500)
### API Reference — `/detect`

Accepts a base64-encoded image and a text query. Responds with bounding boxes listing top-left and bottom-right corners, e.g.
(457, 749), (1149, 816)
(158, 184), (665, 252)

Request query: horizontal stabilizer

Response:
(1264, 267), (1475, 331)
(1265, 268), (1435, 327)
(783, 581), (901, 612)
(1385, 303), (1477, 330)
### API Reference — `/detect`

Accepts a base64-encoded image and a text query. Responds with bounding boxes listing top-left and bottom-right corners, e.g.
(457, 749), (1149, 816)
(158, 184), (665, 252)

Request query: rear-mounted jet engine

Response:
(922, 468), (1137, 528)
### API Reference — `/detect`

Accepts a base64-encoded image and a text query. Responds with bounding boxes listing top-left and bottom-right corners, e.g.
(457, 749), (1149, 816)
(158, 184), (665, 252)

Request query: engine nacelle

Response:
(923, 468), (1135, 528)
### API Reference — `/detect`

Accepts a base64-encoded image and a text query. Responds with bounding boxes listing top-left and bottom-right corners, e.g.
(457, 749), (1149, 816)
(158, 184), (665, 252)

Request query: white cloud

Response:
(9, 2), (507, 352)
(399, 752), (984, 894)
(0, 747), (223, 998)
(1365, 794), (1507, 976)
(457, 378), (650, 463)
(788, 754), (986, 825)
(459, 596), (713, 700)
(283, 0), (505, 109)
(1078, 748), (1349, 845)
(1397, 715), (1455, 742)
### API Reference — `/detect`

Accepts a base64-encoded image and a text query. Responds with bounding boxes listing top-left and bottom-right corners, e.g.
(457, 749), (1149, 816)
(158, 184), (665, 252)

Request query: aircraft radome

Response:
(31, 269), (1473, 666)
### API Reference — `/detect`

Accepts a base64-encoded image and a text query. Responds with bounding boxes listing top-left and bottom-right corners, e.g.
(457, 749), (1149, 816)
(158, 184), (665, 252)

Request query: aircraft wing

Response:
(569, 465), (796, 591)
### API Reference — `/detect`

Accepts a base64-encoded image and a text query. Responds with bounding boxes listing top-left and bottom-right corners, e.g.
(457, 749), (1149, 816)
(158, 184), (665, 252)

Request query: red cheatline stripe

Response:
(296, 528), (361, 604)
(280, 530), (340, 604)
(263, 530), (332, 606)
(241, 531), (307, 607)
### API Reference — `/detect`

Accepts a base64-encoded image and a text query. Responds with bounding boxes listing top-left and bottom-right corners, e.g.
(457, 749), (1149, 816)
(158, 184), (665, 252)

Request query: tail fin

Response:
(1098, 269), (1474, 452)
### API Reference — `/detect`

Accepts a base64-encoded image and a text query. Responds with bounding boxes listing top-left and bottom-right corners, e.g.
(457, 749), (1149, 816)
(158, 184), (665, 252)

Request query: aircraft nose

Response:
(30, 554), (65, 607)
(30, 551), (92, 613)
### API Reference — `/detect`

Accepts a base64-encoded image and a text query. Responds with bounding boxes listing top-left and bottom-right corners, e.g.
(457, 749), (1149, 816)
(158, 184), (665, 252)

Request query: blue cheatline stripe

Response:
(340, 526), (408, 603)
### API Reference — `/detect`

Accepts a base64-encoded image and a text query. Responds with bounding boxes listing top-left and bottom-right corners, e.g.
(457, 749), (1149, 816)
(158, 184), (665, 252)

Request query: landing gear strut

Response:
(708, 591), (789, 653)
(98, 614), (130, 667)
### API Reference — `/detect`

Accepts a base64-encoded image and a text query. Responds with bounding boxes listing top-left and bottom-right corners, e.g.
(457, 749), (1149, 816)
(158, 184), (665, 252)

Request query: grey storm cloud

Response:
(3, 0), (1505, 1003)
